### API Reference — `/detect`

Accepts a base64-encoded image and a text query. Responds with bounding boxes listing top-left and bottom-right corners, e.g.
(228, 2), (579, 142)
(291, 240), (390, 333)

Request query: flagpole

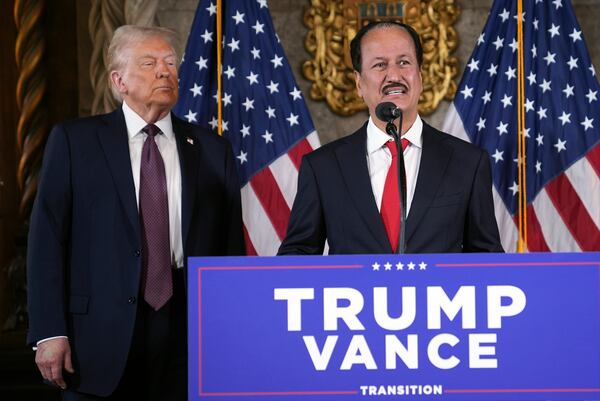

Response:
(516, 0), (527, 252)
(216, 0), (223, 136)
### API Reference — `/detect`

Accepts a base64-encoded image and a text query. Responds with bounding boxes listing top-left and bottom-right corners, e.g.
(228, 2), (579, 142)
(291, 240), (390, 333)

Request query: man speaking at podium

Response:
(279, 21), (503, 255)
(27, 26), (244, 400)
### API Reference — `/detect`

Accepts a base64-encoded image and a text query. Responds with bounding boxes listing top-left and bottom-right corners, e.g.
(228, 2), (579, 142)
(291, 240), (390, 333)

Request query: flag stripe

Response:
(545, 174), (600, 251)
(564, 155), (600, 230)
(532, 189), (581, 252)
(586, 142), (600, 178)
(241, 184), (281, 256)
(306, 131), (320, 150)
(270, 153), (300, 209)
(512, 205), (550, 252)
(288, 138), (314, 169)
(243, 225), (258, 256)
(249, 168), (291, 240)
(492, 186), (519, 252)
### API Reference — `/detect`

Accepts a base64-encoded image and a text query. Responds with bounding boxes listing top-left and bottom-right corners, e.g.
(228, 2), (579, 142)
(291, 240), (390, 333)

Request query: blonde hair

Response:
(107, 25), (181, 100)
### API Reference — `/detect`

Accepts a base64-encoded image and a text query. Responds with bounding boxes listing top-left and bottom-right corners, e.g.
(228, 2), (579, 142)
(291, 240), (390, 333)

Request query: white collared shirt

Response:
(366, 115), (423, 215)
(122, 101), (183, 268)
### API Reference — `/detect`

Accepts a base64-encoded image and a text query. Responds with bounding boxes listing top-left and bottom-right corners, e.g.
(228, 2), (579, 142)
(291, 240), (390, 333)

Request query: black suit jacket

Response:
(26, 109), (244, 395)
(278, 121), (503, 254)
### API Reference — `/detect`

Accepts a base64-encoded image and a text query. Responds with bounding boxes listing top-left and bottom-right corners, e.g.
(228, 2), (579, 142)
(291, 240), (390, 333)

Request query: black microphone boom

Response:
(375, 102), (402, 122)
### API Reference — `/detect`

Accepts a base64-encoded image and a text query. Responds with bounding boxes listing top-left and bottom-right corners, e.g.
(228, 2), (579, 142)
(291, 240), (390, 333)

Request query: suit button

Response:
(134, 249), (141, 257)
(128, 297), (136, 304)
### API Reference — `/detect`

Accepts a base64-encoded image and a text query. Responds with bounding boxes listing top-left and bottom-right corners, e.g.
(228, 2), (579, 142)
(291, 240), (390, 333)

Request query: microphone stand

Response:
(384, 113), (407, 254)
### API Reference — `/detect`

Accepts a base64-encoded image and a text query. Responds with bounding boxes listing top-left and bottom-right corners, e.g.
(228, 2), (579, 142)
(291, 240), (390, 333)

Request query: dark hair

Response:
(350, 21), (423, 73)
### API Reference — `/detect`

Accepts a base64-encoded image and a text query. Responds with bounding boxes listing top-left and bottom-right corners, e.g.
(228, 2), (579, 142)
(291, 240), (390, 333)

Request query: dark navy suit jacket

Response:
(26, 108), (244, 395)
(278, 121), (503, 254)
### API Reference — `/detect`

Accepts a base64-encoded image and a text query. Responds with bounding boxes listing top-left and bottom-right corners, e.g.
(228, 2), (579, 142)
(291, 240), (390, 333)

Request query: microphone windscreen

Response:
(375, 102), (398, 122)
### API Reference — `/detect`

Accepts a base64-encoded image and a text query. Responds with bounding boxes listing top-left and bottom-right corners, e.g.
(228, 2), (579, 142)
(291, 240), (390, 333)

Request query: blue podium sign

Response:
(187, 253), (600, 401)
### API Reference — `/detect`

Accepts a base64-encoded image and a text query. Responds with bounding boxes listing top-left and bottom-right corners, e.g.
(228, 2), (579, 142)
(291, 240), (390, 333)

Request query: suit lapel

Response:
(335, 125), (391, 252)
(96, 109), (140, 243)
(172, 115), (198, 250)
(406, 123), (453, 242)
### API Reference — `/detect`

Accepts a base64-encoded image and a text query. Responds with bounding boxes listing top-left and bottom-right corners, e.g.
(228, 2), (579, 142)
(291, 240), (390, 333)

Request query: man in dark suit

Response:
(27, 25), (244, 400)
(279, 21), (503, 255)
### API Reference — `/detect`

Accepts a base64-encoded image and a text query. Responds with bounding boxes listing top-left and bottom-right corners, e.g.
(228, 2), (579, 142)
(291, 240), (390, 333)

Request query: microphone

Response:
(375, 102), (402, 122)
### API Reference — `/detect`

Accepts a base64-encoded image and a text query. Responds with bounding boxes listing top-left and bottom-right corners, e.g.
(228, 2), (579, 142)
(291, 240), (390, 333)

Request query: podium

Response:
(187, 252), (600, 401)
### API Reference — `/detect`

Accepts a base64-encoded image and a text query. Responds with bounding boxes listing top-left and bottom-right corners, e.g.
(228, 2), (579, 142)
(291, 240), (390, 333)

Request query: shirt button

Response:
(128, 297), (136, 304)
(134, 249), (141, 257)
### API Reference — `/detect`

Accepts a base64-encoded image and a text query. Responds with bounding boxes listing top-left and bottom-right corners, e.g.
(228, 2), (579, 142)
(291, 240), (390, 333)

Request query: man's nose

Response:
(156, 61), (171, 78)
(386, 64), (403, 82)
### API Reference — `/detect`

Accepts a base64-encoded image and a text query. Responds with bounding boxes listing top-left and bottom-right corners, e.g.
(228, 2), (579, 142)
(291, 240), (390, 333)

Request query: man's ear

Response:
(354, 70), (362, 98)
(110, 70), (127, 95)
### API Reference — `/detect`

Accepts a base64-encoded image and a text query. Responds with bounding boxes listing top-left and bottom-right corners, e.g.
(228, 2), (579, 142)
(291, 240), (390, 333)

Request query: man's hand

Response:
(35, 337), (75, 389)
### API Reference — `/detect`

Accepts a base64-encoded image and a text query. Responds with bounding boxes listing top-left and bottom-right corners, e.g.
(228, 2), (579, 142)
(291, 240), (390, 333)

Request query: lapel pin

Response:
(186, 137), (194, 145)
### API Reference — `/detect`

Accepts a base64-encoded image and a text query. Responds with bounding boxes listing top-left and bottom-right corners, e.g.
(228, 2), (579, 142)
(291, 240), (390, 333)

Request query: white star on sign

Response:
(539, 79), (551, 93)
(396, 262), (404, 270)
(537, 106), (548, 120)
(586, 89), (598, 103)
(237, 150), (248, 164)
(419, 262), (427, 270)
(241, 124), (251, 138)
(195, 56), (208, 70)
(267, 80), (279, 94)
(570, 28), (582, 42)
(567, 56), (579, 70)
(558, 111), (571, 126)
(467, 58), (479, 72)
(206, 2), (216, 15)
(492, 149), (504, 163)
(262, 130), (273, 144)
(460, 85), (473, 99)
(563, 83), (574, 98)
(548, 23), (560, 38)
(189, 83), (202, 97)
(232, 10), (245, 24)
(372, 262), (380, 271)
(184, 110), (197, 123)
(581, 116), (594, 131)
(286, 113), (299, 127)
(493, 36), (504, 50)
(271, 54), (283, 68)
(223, 65), (235, 79)
(505, 66), (516, 81)
(227, 38), (240, 52)
(525, 98), (534, 112)
(265, 106), (276, 118)
(544, 51), (556, 66)
(252, 20), (264, 34)
(407, 262), (416, 270)
(554, 138), (567, 153)
(384, 262), (392, 271)
(246, 71), (259, 85)
(201, 29), (213, 43)
(497, 121), (508, 136)
(242, 97), (254, 111)
(290, 87), (302, 100)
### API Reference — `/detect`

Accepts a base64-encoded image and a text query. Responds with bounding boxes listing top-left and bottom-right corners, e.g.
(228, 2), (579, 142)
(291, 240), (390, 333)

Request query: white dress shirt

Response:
(122, 101), (184, 269)
(366, 115), (423, 215)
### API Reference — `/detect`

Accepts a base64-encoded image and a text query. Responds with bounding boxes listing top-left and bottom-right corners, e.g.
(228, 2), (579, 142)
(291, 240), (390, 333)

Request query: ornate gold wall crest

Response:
(303, 0), (460, 116)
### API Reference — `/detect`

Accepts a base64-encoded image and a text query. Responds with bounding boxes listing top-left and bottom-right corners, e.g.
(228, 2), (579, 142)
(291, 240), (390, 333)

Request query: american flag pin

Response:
(186, 137), (194, 145)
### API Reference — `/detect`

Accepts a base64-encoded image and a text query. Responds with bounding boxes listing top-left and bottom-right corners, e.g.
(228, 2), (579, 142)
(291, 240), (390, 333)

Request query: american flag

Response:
(174, 0), (320, 255)
(443, 0), (600, 252)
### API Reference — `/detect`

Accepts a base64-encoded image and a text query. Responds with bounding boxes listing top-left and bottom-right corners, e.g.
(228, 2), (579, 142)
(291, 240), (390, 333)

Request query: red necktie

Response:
(139, 124), (172, 310)
(380, 139), (410, 253)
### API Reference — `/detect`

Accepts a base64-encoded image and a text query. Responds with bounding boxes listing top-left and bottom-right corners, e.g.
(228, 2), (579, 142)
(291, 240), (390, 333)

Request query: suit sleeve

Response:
(278, 156), (326, 255)
(463, 150), (504, 252)
(223, 141), (245, 256)
(26, 125), (72, 346)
